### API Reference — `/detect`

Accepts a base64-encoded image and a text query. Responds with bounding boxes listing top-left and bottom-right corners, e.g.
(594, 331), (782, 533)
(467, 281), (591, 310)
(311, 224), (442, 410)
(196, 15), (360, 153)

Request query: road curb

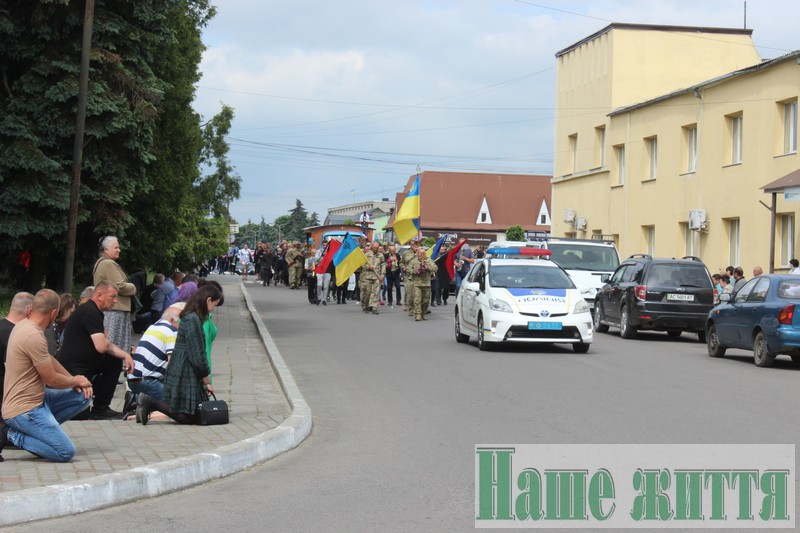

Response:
(0, 283), (312, 527)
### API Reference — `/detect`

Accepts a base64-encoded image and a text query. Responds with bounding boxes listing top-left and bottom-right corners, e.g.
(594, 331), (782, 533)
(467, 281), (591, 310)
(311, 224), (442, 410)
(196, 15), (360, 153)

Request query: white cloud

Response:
(191, 0), (798, 226)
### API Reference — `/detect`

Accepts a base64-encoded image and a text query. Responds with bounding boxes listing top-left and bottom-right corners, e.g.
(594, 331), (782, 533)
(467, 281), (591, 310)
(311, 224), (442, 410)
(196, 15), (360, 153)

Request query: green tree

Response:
(125, 0), (220, 274)
(506, 225), (525, 242)
(287, 199), (309, 241)
(0, 1), (232, 288)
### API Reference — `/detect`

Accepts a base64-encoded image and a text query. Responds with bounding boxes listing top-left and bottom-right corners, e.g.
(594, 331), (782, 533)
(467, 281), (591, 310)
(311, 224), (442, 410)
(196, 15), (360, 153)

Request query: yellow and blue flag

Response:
(426, 234), (447, 260)
(394, 174), (420, 244)
(333, 232), (368, 286)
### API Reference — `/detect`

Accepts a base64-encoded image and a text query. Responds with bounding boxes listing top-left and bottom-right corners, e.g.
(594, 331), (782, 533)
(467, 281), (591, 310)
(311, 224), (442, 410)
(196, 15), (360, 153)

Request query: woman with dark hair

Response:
(196, 279), (224, 383)
(137, 284), (222, 425)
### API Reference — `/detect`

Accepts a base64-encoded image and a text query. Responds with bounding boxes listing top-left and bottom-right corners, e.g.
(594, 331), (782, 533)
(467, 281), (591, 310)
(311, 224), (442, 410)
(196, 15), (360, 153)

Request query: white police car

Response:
(454, 247), (593, 352)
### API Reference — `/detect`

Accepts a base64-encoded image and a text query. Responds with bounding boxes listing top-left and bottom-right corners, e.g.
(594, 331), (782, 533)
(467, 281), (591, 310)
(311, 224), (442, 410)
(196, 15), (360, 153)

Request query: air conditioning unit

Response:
(688, 209), (707, 231)
(563, 208), (576, 224)
(575, 216), (587, 231)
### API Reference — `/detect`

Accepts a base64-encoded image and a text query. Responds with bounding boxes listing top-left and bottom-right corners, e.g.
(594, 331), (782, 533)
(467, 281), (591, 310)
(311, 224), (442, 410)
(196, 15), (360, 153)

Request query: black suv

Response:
(593, 255), (716, 341)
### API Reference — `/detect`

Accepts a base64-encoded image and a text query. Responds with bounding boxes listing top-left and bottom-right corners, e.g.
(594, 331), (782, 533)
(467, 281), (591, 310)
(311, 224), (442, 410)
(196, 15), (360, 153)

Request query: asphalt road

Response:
(17, 278), (800, 532)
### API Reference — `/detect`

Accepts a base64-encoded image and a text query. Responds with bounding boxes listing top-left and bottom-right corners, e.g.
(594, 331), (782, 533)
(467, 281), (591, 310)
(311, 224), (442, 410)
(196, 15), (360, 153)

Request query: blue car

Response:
(706, 275), (800, 367)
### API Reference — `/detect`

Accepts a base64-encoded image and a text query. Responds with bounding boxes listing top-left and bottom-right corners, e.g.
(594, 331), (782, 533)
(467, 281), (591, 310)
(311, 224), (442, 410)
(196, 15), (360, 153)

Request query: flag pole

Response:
(416, 165), (422, 241)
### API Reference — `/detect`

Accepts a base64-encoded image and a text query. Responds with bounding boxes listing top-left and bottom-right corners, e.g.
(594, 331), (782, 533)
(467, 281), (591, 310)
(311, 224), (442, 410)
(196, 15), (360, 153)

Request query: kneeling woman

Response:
(137, 284), (222, 425)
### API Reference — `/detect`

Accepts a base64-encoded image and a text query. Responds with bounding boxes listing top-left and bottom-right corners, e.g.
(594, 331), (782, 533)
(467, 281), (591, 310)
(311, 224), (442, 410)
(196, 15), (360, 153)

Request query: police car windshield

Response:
(547, 243), (619, 271)
(489, 265), (574, 289)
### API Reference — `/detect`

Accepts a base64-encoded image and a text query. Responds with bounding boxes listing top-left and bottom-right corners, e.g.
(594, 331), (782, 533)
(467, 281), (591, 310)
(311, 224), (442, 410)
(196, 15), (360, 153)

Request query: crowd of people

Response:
(0, 236), (223, 463)
(220, 237), (484, 322)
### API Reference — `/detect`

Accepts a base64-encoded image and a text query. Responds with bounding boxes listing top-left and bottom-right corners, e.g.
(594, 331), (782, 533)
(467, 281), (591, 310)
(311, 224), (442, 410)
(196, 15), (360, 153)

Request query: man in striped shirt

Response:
(126, 305), (182, 400)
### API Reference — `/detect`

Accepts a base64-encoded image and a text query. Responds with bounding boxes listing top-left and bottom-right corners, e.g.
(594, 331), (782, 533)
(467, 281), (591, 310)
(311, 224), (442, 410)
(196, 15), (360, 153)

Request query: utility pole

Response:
(63, 0), (95, 292)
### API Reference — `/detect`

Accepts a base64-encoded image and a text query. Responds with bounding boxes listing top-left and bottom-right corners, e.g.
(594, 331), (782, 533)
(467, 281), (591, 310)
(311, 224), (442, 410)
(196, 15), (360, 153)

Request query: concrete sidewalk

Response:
(0, 278), (312, 527)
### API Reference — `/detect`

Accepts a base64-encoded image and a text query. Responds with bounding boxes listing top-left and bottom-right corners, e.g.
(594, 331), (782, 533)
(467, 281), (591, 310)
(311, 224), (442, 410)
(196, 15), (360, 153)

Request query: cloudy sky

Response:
(192, 0), (796, 225)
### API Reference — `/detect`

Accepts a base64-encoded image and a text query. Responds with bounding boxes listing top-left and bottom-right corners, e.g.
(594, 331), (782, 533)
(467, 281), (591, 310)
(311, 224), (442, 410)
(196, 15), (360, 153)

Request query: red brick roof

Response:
(387, 170), (551, 232)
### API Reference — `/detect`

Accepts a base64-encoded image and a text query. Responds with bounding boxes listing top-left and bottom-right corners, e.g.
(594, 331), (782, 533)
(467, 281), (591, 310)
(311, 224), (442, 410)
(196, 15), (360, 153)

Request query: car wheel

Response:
(593, 305), (609, 333)
(666, 330), (682, 337)
(573, 342), (590, 354)
(454, 310), (469, 343)
(619, 306), (637, 339)
(477, 315), (491, 351)
(753, 331), (775, 367)
(707, 324), (726, 358)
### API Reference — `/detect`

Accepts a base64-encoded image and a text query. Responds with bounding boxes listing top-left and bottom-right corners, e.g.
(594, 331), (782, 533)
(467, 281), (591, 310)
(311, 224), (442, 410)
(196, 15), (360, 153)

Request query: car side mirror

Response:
(719, 292), (731, 302)
(600, 274), (610, 283)
(465, 281), (480, 293)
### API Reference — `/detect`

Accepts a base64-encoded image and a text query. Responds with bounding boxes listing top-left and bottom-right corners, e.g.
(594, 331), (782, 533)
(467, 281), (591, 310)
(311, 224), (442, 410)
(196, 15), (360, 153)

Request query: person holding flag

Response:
(333, 232), (369, 300)
(426, 235), (448, 307)
(360, 241), (386, 315)
(407, 247), (438, 321)
(314, 239), (341, 305)
(400, 239), (421, 315)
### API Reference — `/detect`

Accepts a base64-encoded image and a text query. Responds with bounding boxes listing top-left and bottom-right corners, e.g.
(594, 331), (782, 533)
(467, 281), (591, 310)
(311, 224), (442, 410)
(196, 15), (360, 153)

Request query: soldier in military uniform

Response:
(285, 242), (304, 289)
(360, 240), (386, 314)
(407, 246), (437, 321)
(400, 239), (420, 316)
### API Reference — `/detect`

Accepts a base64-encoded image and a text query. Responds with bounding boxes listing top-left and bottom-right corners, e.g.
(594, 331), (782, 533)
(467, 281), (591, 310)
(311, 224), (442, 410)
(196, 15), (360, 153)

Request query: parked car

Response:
(594, 254), (716, 341)
(706, 275), (800, 367)
(454, 247), (593, 352)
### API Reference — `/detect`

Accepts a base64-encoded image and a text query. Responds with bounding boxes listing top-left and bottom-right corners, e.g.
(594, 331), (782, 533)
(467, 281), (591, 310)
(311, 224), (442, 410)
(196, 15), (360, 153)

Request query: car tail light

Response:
(635, 285), (646, 301)
(778, 304), (795, 325)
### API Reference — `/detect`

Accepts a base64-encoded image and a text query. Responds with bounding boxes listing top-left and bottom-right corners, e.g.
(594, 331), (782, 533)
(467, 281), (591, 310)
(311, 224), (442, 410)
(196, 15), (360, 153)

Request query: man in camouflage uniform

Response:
(360, 240), (386, 314)
(407, 247), (437, 321)
(400, 239), (420, 316)
(285, 242), (304, 289)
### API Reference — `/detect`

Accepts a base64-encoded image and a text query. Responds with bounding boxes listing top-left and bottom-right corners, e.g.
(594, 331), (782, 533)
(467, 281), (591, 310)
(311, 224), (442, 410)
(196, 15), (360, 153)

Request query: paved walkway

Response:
(0, 279), (310, 527)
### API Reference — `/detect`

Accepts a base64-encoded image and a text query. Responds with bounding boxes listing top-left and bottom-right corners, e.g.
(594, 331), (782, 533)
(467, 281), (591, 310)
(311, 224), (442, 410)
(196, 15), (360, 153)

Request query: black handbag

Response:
(196, 391), (229, 425)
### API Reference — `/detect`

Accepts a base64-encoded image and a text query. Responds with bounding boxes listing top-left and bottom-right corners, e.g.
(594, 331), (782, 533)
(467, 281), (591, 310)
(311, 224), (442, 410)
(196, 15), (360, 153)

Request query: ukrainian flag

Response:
(333, 233), (368, 286)
(426, 234), (447, 260)
(394, 174), (420, 245)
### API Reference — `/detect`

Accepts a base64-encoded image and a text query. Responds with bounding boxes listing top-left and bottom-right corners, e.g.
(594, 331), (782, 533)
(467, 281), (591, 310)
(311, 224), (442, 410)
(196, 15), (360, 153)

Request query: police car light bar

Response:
(486, 247), (552, 257)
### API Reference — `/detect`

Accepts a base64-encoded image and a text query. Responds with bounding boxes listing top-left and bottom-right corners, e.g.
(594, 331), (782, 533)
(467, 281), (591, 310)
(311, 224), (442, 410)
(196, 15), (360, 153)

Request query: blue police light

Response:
(486, 247), (552, 258)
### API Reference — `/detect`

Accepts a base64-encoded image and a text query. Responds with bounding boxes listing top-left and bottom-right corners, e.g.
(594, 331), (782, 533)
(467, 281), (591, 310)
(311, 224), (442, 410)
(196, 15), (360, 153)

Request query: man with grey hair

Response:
(1, 289), (93, 462)
(0, 292), (34, 406)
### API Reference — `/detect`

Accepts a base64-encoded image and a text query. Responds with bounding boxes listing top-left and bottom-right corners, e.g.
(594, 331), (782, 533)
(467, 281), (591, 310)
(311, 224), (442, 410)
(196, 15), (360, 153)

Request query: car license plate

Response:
(528, 321), (563, 330)
(667, 294), (695, 301)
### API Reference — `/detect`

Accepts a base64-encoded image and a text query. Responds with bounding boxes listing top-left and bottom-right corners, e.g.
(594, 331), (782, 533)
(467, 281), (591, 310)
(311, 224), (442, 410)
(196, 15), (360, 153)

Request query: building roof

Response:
(609, 50), (800, 116)
(556, 22), (753, 58)
(762, 168), (800, 193)
(386, 171), (551, 232)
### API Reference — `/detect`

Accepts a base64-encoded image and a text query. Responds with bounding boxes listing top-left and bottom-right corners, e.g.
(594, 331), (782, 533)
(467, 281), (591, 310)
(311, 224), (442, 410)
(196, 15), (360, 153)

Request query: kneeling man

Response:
(1, 290), (93, 463)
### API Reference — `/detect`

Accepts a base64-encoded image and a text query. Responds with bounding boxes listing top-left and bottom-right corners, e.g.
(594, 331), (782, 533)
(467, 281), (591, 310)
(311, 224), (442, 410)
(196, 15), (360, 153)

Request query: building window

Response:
(684, 125), (697, 173)
(643, 225), (655, 255)
(727, 218), (740, 266)
(727, 113), (743, 164)
(614, 144), (626, 185)
(780, 213), (795, 266)
(568, 133), (578, 174)
(480, 213), (487, 222)
(594, 126), (606, 168)
(784, 100), (797, 155)
(645, 136), (657, 180)
(539, 214), (547, 224)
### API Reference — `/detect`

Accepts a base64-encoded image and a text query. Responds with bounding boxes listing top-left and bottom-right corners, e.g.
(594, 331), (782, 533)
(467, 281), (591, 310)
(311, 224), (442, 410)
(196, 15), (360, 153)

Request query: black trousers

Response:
(307, 274), (317, 302)
(92, 356), (122, 411)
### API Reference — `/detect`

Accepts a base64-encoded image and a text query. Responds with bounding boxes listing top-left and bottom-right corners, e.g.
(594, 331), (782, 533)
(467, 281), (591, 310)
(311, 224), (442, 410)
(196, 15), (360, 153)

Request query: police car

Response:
(454, 247), (593, 352)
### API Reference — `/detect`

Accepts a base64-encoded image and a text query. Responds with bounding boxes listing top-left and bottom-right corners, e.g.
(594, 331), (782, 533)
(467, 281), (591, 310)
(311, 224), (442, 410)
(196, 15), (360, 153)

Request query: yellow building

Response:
(552, 23), (799, 273)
